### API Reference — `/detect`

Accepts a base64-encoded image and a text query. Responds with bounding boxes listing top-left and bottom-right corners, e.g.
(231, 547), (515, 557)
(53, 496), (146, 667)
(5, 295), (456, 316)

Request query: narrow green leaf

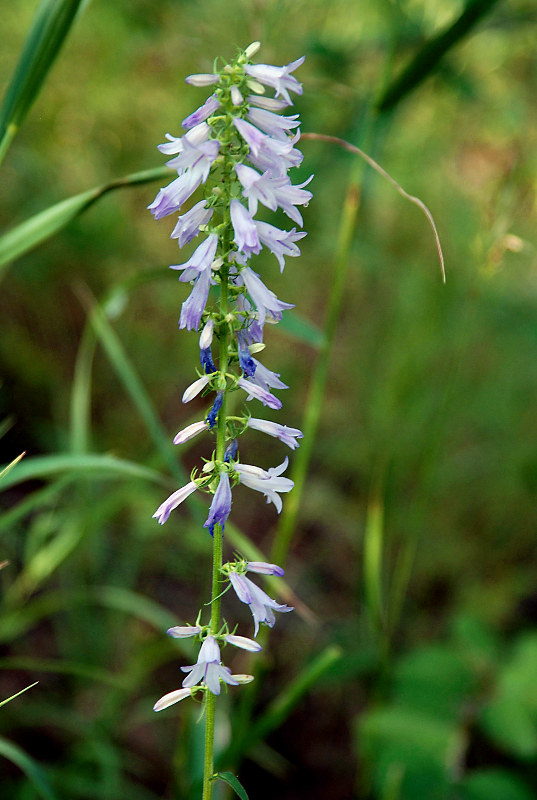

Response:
(377, 0), (502, 113)
(0, 0), (86, 165)
(0, 658), (123, 687)
(0, 453), (167, 491)
(0, 451), (25, 482)
(363, 489), (385, 632)
(0, 736), (58, 800)
(81, 292), (186, 485)
(0, 167), (169, 273)
(0, 681), (39, 709)
(213, 772), (250, 800)
(278, 311), (325, 349)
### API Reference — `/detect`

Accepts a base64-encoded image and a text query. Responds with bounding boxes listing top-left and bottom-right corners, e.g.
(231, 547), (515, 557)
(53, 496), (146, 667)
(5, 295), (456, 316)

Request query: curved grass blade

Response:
(0, 166), (169, 274)
(0, 658), (123, 687)
(0, 452), (167, 492)
(0, 0), (86, 166)
(0, 736), (58, 800)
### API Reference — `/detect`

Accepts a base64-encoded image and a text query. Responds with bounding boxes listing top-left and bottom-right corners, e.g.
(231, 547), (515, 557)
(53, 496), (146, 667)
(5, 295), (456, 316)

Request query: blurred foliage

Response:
(1, 0), (537, 798)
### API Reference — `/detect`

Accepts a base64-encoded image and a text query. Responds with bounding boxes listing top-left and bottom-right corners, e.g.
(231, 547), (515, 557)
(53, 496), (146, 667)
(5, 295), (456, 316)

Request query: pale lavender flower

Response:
(244, 56), (305, 104)
(237, 377), (282, 410)
(230, 200), (261, 256)
(182, 374), (213, 403)
(249, 359), (288, 393)
(185, 73), (219, 87)
(247, 561), (285, 576)
(171, 201), (213, 248)
(173, 420), (208, 445)
(247, 418), (303, 449)
(182, 93), (220, 129)
(148, 170), (203, 220)
(199, 317), (214, 349)
(229, 572), (293, 636)
(234, 457), (293, 512)
(158, 121), (211, 157)
(247, 95), (290, 111)
(181, 635), (238, 695)
(225, 633), (262, 651)
(154, 687), (191, 712)
(241, 267), (293, 327)
(170, 233), (218, 278)
(165, 135), (219, 183)
(204, 472), (232, 536)
(153, 481), (199, 524)
(247, 107), (300, 140)
(255, 220), (306, 272)
(179, 267), (213, 331)
(167, 625), (202, 638)
(233, 118), (299, 175)
(235, 164), (312, 224)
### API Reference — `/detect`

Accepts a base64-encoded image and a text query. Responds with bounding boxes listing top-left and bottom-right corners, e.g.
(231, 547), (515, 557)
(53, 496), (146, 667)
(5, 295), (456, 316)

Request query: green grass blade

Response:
(80, 291), (186, 485)
(0, 453), (166, 491)
(0, 0), (86, 166)
(377, 0), (502, 112)
(0, 451), (25, 482)
(0, 167), (169, 274)
(69, 324), (97, 454)
(363, 489), (385, 634)
(0, 736), (58, 800)
(0, 681), (39, 709)
(0, 658), (123, 687)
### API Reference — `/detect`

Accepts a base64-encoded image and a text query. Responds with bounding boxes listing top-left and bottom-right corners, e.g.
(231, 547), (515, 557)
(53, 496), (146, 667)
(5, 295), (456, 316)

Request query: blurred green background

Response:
(1, 1), (537, 798)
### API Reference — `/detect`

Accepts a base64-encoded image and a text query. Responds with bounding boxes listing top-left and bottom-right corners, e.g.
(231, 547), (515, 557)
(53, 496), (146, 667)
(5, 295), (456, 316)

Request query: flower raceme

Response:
(149, 43), (309, 716)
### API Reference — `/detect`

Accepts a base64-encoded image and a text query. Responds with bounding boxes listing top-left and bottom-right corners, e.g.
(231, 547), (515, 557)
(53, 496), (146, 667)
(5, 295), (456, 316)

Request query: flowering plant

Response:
(148, 43), (311, 798)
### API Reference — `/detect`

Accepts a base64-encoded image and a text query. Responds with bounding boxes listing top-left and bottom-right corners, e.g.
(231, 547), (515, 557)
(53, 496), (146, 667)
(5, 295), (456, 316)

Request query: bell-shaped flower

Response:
(230, 200), (261, 257)
(234, 457), (293, 512)
(167, 625), (202, 638)
(173, 420), (208, 445)
(244, 56), (305, 104)
(224, 634), (262, 652)
(181, 635), (238, 695)
(148, 170), (203, 220)
(182, 93), (220, 129)
(241, 267), (293, 328)
(204, 471), (232, 536)
(171, 201), (213, 248)
(229, 572), (293, 636)
(255, 221), (306, 272)
(247, 107), (300, 141)
(153, 687), (192, 712)
(237, 377), (282, 410)
(153, 481), (199, 524)
(247, 418), (303, 449)
(246, 561), (285, 576)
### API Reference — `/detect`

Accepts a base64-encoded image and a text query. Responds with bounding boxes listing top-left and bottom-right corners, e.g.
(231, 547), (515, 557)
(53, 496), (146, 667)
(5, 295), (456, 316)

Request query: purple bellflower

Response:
(204, 471), (232, 536)
(181, 636), (238, 695)
(229, 572), (293, 636)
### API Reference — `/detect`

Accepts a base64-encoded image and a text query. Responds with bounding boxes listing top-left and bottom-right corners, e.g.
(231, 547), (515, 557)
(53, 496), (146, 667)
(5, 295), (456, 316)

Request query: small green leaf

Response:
(213, 771), (249, 800)
(0, 167), (169, 273)
(0, 0), (86, 165)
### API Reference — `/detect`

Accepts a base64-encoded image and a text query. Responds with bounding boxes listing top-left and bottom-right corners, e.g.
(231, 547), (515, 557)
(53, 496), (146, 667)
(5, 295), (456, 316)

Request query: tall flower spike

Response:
(149, 45), (310, 798)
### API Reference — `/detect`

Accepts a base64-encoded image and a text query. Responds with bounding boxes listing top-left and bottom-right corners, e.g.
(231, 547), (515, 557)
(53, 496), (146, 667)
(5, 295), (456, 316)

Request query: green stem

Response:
(201, 221), (231, 800)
